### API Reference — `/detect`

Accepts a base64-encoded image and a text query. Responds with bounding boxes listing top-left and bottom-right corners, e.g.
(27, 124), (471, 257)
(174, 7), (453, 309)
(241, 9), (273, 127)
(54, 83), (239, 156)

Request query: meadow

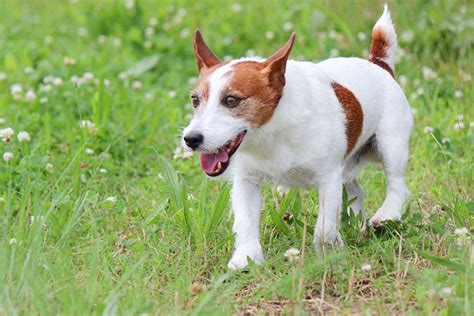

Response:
(0, 0), (473, 314)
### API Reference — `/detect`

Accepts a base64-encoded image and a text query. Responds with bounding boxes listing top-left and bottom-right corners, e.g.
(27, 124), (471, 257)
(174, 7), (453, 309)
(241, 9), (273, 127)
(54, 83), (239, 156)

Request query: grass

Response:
(0, 0), (473, 314)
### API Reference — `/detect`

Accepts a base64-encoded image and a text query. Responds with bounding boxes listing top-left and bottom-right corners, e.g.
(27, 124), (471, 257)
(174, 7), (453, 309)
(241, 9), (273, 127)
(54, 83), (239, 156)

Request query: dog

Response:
(182, 5), (413, 270)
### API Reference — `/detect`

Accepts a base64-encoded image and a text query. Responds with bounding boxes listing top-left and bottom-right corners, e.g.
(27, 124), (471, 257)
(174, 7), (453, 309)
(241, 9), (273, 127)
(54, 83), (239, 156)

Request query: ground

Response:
(0, 0), (473, 315)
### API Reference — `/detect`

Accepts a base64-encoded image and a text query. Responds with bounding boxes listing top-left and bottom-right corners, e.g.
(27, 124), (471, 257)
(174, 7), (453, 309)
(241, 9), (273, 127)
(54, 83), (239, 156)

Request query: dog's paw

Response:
(227, 244), (264, 270)
(313, 232), (344, 253)
(369, 210), (401, 228)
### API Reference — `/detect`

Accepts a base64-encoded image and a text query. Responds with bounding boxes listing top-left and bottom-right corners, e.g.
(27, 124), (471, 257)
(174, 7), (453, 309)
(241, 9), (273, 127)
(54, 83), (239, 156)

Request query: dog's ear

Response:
(194, 30), (221, 72)
(262, 32), (296, 89)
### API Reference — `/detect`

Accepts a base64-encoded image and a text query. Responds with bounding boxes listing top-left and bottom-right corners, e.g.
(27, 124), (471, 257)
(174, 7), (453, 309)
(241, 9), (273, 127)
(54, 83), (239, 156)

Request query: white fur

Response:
(183, 6), (413, 269)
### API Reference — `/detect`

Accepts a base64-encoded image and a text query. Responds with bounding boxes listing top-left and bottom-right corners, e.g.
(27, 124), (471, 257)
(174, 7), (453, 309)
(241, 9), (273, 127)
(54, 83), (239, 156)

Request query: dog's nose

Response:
(184, 132), (204, 150)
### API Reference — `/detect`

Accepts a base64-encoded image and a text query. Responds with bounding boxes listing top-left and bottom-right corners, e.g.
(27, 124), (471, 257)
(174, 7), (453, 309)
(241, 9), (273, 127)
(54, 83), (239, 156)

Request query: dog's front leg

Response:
(228, 178), (264, 270)
(314, 170), (344, 252)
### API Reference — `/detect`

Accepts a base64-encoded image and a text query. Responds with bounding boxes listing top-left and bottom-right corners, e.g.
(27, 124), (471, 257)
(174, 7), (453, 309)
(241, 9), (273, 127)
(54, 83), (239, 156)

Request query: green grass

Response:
(0, 0), (473, 314)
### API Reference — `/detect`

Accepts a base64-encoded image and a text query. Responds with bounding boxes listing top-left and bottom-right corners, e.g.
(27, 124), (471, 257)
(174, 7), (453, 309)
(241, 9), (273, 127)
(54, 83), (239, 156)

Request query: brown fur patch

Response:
(369, 28), (394, 77)
(192, 62), (228, 102)
(332, 82), (364, 155)
(226, 61), (283, 126)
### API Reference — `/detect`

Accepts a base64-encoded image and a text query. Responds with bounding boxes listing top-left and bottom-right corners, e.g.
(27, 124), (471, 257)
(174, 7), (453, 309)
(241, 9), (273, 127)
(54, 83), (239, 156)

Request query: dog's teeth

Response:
(217, 162), (222, 170)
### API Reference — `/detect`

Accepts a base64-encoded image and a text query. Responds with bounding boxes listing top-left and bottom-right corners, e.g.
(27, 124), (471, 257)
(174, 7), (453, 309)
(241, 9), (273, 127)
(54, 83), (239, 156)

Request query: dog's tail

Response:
(369, 4), (397, 77)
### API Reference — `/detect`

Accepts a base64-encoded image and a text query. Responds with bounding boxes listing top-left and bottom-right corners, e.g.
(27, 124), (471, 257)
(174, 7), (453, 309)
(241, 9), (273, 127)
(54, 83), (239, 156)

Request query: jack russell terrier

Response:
(182, 5), (413, 269)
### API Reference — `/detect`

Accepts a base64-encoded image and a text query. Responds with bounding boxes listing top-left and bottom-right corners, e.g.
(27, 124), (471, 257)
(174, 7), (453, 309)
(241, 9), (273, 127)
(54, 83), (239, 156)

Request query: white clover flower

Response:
(232, 3), (243, 13)
(105, 196), (117, 204)
(422, 66), (438, 80)
(17, 131), (31, 142)
(454, 122), (465, 131)
(0, 127), (14, 143)
(399, 75), (408, 88)
(25, 90), (36, 102)
(441, 137), (450, 144)
(43, 75), (54, 84)
(10, 83), (23, 100)
(283, 22), (294, 31)
(455, 227), (468, 236)
(284, 248), (300, 263)
(45, 163), (54, 173)
(125, 0), (135, 10)
(85, 148), (94, 155)
(9, 238), (17, 245)
(0, 72), (7, 80)
(0, 118), (5, 124)
(0, 197), (4, 203)
(98, 34), (107, 44)
(276, 185), (288, 196)
(182, 149), (193, 159)
(63, 57), (77, 66)
(103, 79), (111, 87)
(40, 84), (53, 93)
(82, 72), (94, 83)
(180, 27), (190, 38)
(454, 90), (463, 98)
(424, 126), (433, 134)
(52, 77), (64, 87)
(40, 97), (48, 104)
(439, 287), (453, 297)
(357, 32), (367, 41)
(149, 17), (158, 27)
(145, 27), (154, 38)
(265, 31), (275, 40)
(328, 30), (339, 39)
(3, 152), (14, 162)
(132, 80), (142, 91)
(470, 121), (474, 129)
(456, 114), (464, 121)
(401, 30), (414, 43)
(329, 48), (340, 58)
(24, 67), (34, 74)
(361, 263), (372, 271)
(145, 92), (153, 100)
(99, 168), (107, 174)
(177, 8), (186, 17)
(112, 37), (122, 48)
(79, 120), (97, 134)
(167, 90), (177, 98)
(118, 72), (128, 81)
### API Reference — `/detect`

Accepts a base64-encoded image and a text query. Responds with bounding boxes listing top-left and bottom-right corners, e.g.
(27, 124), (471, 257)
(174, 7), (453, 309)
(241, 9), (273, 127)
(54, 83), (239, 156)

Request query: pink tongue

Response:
(199, 148), (229, 174)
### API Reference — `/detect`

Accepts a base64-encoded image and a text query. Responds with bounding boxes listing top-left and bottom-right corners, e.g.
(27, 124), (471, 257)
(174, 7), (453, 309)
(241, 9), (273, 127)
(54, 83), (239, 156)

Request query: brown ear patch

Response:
(226, 61), (283, 126)
(369, 28), (394, 77)
(332, 82), (364, 155)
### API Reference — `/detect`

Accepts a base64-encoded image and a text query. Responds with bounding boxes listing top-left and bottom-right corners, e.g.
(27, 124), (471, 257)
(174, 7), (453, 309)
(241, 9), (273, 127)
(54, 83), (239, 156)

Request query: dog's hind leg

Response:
(369, 102), (413, 227)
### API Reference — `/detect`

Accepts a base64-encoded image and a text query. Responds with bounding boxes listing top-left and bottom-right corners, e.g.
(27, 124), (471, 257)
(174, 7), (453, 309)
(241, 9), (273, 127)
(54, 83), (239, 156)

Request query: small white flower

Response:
(124, 0), (135, 10)
(64, 57), (77, 66)
(455, 227), (468, 236)
(79, 120), (97, 134)
(276, 185), (288, 196)
(454, 90), (463, 98)
(82, 72), (94, 83)
(103, 79), (111, 87)
(329, 48), (340, 58)
(53, 77), (64, 87)
(24, 67), (34, 74)
(167, 90), (177, 98)
(401, 30), (414, 43)
(145, 27), (154, 37)
(470, 121), (474, 129)
(456, 114), (464, 121)
(112, 37), (122, 48)
(232, 3), (243, 12)
(422, 66), (438, 80)
(441, 137), (450, 144)
(399, 75), (408, 88)
(187, 193), (195, 200)
(145, 92), (154, 100)
(132, 80), (142, 91)
(357, 32), (367, 41)
(453, 122), (465, 131)
(284, 248), (300, 263)
(0, 118), (5, 124)
(45, 163), (54, 173)
(17, 131), (31, 142)
(0, 197), (4, 203)
(10, 83), (23, 99)
(283, 22), (294, 31)
(80, 174), (87, 183)
(40, 84), (53, 93)
(105, 196), (117, 204)
(149, 17), (158, 27)
(3, 152), (14, 162)
(0, 72), (7, 80)
(9, 238), (17, 245)
(439, 287), (453, 297)
(1, 127), (14, 143)
(180, 27), (190, 38)
(40, 97), (48, 104)
(85, 148), (94, 155)
(361, 263), (372, 271)
(98, 35), (107, 44)
(265, 31), (274, 40)
(424, 126), (433, 134)
(99, 168), (107, 174)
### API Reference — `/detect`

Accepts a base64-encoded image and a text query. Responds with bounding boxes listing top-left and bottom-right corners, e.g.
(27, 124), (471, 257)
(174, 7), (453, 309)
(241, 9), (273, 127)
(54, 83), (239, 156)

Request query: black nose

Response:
(184, 133), (204, 150)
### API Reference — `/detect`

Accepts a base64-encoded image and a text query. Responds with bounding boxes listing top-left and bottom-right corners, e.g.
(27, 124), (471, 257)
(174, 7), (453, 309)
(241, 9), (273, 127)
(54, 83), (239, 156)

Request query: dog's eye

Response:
(190, 95), (200, 108)
(223, 96), (241, 108)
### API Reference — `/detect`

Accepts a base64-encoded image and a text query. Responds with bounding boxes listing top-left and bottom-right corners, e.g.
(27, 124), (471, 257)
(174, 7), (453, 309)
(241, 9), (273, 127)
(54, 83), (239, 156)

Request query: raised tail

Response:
(369, 4), (397, 77)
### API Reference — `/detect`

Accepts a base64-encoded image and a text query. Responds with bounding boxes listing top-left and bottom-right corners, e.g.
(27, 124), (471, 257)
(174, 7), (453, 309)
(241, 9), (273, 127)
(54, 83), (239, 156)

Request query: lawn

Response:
(0, 0), (472, 314)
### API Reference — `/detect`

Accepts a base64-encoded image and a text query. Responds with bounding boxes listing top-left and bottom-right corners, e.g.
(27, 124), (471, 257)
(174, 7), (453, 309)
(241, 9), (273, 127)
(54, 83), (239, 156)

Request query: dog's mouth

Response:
(199, 130), (247, 177)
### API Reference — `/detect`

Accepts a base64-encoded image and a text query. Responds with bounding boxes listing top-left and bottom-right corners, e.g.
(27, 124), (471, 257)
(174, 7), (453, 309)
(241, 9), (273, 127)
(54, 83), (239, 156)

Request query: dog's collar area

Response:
(199, 130), (247, 176)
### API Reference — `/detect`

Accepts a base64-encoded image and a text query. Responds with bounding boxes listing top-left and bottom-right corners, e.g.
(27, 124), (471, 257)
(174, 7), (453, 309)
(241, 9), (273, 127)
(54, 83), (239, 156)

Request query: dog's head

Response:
(182, 30), (295, 177)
